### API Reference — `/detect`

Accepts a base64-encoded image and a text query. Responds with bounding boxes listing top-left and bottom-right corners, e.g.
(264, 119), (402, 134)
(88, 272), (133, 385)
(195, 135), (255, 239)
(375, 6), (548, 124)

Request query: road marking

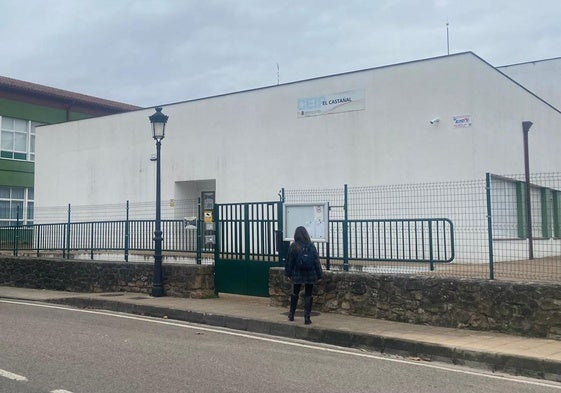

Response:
(0, 366), (72, 393)
(0, 368), (28, 381)
(2, 299), (561, 390)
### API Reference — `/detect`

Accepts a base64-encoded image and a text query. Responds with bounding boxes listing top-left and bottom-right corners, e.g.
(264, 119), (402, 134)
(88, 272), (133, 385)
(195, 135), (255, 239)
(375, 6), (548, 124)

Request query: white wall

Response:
(35, 52), (561, 211)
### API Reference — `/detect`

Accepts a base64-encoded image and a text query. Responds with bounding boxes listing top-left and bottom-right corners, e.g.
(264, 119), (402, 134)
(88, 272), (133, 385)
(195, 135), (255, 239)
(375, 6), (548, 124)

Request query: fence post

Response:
(14, 205), (20, 256)
(124, 200), (130, 262)
(326, 203), (331, 270)
(244, 203), (250, 262)
(486, 173), (495, 280)
(64, 203), (71, 259)
(277, 200), (284, 264)
(428, 220), (434, 271)
(326, 241), (331, 270)
(213, 203), (220, 271)
(343, 184), (349, 271)
(196, 197), (202, 264)
(90, 222), (94, 260)
(277, 188), (291, 266)
(36, 224), (40, 257)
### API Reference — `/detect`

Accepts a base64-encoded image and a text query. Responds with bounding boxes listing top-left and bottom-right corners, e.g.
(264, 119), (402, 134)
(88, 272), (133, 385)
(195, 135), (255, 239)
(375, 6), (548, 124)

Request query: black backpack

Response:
(296, 244), (316, 271)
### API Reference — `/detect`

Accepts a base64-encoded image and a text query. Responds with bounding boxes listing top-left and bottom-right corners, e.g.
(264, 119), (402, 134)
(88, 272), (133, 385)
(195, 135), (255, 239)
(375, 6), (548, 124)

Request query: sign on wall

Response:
(453, 114), (472, 128)
(297, 89), (366, 117)
(283, 202), (329, 242)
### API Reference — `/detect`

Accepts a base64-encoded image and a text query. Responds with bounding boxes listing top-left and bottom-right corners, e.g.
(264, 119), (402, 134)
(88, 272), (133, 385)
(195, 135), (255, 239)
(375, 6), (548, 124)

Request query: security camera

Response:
(429, 118), (440, 125)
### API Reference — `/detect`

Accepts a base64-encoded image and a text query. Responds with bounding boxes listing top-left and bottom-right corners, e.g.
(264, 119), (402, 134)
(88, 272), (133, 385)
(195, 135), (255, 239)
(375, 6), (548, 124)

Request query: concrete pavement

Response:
(1, 285), (561, 383)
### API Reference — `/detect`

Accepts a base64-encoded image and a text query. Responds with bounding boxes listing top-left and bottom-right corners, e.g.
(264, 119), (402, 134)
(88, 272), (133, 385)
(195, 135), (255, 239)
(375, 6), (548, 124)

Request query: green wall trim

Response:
(68, 112), (92, 121)
(516, 182), (527, 239)
(0, 98), (92, 124)
(541, 189), (551, 238)
(0, 171), (34, 187)
(553, 191), (560, 238)
(0, 159), (34, 172)
(0, 159), (34, 187)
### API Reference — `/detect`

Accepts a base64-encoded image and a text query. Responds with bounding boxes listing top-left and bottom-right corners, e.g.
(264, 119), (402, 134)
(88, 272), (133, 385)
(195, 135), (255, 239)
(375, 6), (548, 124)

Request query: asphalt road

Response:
(2, 299), (561, 393)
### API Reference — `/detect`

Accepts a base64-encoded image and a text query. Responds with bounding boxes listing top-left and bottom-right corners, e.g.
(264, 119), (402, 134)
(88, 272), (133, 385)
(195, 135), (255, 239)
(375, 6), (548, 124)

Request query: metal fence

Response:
(284, 172), (561, 282)
(33, 198), (199, 223)
(0, 199), (207, 262)
(2, 173), (560, 282)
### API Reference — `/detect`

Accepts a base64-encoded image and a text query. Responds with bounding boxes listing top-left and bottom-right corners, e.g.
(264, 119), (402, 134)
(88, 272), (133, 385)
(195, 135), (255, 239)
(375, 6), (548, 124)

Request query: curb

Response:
(42, 297), (561, 383)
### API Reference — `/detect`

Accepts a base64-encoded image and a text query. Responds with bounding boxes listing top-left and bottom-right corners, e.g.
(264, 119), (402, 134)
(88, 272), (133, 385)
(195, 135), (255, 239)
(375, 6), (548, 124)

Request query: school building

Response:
(33, 52), (561, 264)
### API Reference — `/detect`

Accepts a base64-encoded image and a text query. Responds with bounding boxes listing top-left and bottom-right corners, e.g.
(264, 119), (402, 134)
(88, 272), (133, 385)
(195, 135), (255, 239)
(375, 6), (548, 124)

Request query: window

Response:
(491, 175), (561, 239)
(0, 186), (34, 225)
(490, 177), (519, 238)
(0, 116), (40, 161)
(530, 187), (543, 238)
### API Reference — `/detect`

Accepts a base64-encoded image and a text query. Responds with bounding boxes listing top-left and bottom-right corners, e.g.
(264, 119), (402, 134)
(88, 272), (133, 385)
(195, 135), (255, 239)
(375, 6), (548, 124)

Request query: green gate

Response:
(214, 201), (284, 297)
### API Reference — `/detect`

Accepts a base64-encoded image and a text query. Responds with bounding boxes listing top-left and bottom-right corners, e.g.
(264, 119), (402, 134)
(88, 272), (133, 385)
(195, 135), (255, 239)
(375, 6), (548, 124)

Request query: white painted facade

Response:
(36, 52), (561, 212)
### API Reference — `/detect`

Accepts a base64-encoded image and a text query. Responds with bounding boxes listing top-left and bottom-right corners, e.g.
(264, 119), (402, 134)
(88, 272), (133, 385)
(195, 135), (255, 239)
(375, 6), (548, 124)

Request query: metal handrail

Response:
(326, 218), (455, 264)
(0, 219), (199, 259)
(0, 217), (454, 268)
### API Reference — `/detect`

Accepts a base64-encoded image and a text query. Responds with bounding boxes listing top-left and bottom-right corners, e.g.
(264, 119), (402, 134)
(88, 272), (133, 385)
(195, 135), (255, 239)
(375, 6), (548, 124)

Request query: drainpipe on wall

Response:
(65, 100), (76, 121)
(522, 120), (533, 260)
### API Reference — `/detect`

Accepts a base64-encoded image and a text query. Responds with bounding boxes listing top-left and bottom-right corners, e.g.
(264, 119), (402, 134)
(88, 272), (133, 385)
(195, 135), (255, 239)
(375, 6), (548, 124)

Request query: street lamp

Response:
(149, 107), (168, 297)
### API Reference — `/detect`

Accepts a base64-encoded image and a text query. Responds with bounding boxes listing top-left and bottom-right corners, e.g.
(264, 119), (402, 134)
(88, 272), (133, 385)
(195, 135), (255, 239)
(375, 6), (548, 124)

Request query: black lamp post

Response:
(149, 107), (168, 297)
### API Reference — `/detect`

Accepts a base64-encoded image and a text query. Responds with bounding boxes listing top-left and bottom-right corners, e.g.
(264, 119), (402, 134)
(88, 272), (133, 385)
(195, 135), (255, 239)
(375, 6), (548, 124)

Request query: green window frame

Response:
(492, 176), (560, 240)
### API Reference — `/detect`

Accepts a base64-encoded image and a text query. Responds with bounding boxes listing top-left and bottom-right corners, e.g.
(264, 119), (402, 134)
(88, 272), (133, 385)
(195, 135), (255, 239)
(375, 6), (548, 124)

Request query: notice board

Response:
(283, 202), (329, 242)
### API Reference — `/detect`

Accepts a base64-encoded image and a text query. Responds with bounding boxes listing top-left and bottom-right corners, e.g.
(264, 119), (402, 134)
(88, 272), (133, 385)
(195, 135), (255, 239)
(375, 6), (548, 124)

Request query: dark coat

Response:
(284, 241), (323, 284)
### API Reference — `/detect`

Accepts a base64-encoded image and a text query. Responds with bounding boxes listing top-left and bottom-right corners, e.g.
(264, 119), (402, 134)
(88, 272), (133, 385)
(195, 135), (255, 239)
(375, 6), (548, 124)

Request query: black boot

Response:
(304, 296), (313, 325)
(288, 294), (299, 321)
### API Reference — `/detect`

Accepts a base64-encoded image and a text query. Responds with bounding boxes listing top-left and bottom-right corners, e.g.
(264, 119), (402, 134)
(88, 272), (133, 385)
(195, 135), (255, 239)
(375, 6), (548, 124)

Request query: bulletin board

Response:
(283, 202), (329, 242)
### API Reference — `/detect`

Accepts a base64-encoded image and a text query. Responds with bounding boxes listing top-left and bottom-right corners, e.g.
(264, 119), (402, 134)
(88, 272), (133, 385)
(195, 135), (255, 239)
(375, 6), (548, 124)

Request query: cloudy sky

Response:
(1, 0), (560, 107)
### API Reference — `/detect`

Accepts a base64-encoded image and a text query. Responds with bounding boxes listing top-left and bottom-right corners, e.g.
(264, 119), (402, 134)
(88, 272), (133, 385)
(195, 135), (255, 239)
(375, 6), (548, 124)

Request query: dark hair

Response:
(293, 226), (311, 245)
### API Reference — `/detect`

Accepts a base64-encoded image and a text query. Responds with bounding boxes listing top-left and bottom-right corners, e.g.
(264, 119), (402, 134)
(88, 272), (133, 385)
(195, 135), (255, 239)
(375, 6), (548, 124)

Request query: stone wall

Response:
(0, 256), (215, 298)
(270, 268), (561, 340)
(4, 256), (561, 340)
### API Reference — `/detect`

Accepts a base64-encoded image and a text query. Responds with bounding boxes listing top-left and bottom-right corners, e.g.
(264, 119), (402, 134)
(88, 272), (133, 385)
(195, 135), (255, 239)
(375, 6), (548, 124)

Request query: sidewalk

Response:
(1, 285), (561, 383)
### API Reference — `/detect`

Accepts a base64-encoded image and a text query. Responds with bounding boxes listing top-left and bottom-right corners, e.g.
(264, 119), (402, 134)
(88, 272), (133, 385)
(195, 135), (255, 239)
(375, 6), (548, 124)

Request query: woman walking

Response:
(284, 226), (323, 324)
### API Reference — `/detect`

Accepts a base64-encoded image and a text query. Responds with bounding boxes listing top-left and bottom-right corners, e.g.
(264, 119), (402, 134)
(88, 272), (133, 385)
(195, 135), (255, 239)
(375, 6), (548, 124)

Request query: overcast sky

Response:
(1, 0), (560, 108)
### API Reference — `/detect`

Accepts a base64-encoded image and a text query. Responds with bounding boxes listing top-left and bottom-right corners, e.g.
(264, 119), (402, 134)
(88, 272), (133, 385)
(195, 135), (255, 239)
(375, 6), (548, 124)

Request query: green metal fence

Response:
(1, 219), (200, 260)
(2, 172), (560, 283)
(1, 200), (205, 262)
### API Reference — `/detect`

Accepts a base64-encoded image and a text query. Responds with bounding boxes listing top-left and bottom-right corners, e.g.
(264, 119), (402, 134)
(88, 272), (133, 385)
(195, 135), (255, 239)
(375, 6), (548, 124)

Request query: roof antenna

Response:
(446, 19), (450, 55)
(276, 63), (280, 85)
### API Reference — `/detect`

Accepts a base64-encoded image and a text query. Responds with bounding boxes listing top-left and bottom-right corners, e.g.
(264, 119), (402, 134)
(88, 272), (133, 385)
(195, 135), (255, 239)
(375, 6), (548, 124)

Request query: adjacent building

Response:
(0, 76), (139, 225)
(499, 57), (561, 110)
